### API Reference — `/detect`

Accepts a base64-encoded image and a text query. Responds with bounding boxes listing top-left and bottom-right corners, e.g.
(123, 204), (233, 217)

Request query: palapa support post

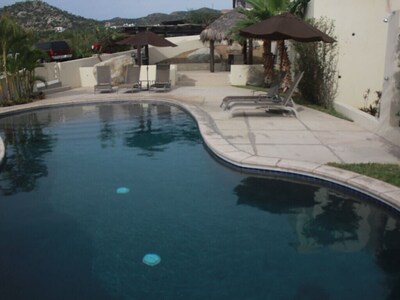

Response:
(210, 40), (215, 73)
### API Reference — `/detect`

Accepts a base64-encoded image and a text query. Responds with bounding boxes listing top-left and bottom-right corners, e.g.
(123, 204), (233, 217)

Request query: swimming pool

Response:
(0, 102), (399, 299)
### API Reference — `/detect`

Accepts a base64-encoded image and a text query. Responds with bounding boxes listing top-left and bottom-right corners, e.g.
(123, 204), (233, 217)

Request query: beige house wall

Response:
(307, 0), (391, 108)
(376, 9), (400, 146)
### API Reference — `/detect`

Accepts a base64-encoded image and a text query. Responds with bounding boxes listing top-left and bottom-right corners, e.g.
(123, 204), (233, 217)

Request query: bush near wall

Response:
(293, 17), (338, 109)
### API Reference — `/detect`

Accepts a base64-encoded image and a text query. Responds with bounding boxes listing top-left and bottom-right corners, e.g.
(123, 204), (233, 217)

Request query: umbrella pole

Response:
(248, 39), (253, 65)
(146, 45), (150, 91)
(147, 64), (149, 92)
(137, 47), (142, 66)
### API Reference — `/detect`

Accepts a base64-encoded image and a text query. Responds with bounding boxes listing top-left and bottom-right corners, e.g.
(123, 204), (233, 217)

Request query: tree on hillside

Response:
(186, 9), (221, 25)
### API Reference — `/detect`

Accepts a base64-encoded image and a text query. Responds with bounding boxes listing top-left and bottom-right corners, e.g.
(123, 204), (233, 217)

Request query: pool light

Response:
(142, 253), (161, 266)
(116, 187), (130, 194)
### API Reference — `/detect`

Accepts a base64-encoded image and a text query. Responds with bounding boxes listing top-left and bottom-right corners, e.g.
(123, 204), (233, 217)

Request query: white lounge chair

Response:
(94, 65), (113, 93)
(118, 65), (142, 93)
(230, 72), (304, 117)
(221, 71), (287, 110)
(150, 64), (171, 92)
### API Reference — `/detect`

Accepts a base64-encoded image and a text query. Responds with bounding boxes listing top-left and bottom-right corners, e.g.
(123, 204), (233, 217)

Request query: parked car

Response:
(35, 40), (73, 62)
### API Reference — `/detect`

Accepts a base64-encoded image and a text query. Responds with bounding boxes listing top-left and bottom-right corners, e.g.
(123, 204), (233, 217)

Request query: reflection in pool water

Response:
(0, 103), (399, 299)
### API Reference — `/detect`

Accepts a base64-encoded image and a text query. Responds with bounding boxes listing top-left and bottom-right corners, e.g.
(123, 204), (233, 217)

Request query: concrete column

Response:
(377, 9), (400, 146)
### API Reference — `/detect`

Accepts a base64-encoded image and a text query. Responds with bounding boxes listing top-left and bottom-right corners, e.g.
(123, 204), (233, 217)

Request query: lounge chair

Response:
(220, 71), (286, 110)
(94, 65), (113, 93)
(150, 64), (171, 92)
(118, 65), (142, 93)
(229, 71), (304, 117)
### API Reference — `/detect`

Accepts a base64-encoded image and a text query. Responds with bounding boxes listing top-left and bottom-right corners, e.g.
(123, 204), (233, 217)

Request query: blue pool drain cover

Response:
(143, 253), (161, 266)
(116, 187), (130, 194)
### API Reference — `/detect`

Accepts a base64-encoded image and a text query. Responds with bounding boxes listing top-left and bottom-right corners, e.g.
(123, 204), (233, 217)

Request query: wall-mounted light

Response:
(383, 11), (395, 23)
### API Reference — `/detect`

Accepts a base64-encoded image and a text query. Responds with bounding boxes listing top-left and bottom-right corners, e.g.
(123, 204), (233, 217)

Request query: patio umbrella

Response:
(117, 31), (177, 90)
(240, 12), (335, 86)
(117, 31), (177, 65)
(240, 12), (336, 43)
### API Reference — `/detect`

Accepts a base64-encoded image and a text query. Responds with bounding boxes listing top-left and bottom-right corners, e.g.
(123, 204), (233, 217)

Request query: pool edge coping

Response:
(0, 136), (4, 165)
(0, 96), (399, 210)
(185, 104), (400, 211)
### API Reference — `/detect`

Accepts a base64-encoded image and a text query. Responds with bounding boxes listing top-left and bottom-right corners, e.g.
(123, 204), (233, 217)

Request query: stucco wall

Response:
(229, 65), (264, 86)
(80, 64), (177, 88)
(36, 51), (135, 88)
(376, 9), (400, 146)
(307, 0), (391, 108)
(333, 8), (400, 147)
(36, 35), (201, 88)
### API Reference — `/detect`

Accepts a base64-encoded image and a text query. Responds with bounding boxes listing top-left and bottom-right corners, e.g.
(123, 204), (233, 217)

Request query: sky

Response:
(0, 0), (234, 20)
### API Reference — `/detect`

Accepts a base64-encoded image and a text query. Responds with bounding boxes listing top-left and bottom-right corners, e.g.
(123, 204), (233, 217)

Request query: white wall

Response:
(36, 35), (202, 88)
(229, 64), (264, 86)
(376, 9), (400, 146)
(37, 51), (135, 88)
(230, 65), (252, 86)
(307, 0), (390, 108)
(80, 64), (177, 88)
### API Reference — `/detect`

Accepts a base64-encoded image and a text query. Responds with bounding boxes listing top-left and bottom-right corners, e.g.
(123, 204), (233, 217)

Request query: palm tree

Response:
(288, 0), (310, 18)
(0, 14), (23, 102)
(235, 0), (289, 84)
(16, 46), (45, 101)
(0, 15), (45, 105)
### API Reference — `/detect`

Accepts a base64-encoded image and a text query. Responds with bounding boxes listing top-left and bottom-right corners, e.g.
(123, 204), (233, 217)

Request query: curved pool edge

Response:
(184, 103), (400, 211)
(0, 95), (399, 210)
(0, 136), (4, 165)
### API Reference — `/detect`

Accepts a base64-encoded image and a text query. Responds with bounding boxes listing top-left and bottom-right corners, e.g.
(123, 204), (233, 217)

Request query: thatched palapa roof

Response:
(200, 9), (245, 43)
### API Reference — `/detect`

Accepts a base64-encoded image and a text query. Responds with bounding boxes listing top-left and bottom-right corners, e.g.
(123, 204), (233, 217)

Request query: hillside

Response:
(0, 1), (221, 31)
(108, 12), (186, 26)
(0, 1), (100, 31)
(108, 8), (220, 26)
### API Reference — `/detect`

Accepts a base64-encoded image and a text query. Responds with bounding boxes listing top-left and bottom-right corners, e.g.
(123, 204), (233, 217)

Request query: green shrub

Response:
(293, 17), (338, 109)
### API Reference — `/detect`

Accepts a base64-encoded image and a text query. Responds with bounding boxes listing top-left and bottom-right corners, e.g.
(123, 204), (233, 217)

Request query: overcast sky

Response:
(0, 0), (233, 20)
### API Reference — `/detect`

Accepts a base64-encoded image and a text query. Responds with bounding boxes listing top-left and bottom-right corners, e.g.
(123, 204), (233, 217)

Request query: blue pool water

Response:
(0, 102), (399, 299)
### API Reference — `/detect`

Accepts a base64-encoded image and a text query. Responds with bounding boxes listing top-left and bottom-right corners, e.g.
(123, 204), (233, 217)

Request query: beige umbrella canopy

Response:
(200, 9), (245, 72)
